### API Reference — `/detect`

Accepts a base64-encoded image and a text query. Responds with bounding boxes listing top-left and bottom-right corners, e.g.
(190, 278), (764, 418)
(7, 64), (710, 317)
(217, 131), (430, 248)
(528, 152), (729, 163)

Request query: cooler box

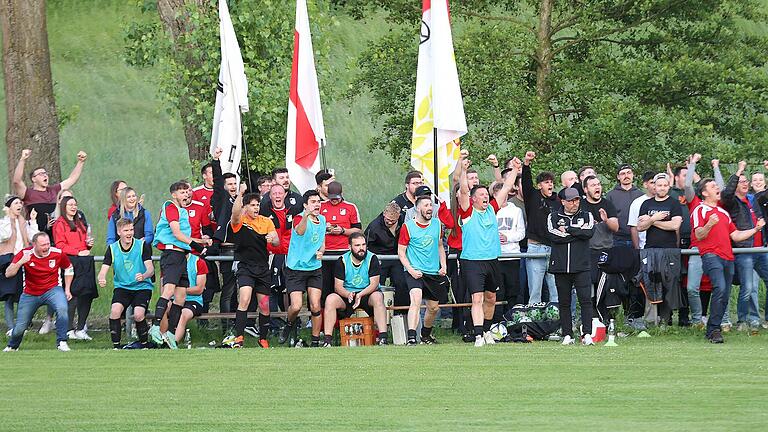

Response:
(581, 318), (606, 342)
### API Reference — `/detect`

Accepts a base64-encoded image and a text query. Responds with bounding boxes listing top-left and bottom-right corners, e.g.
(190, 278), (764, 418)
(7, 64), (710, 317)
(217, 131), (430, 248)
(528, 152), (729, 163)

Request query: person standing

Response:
(0, 197), (39, 335)
(521, 151), (559, 304)
(52, 196), (97, 341)
(494, 167), (526, 318)
(4, 233), (73, 352)
(260, 167), (303, 215)
(692, 179), (764, 343)
(320, 181), (362, 300)
(398, 196), (449, 345)
(107, 180), (127, 220)
(365, 202), (407, 308)
(607, 164), (644, 248)
(224, 187), (279, 348)
(546, 188), (595, 345)
(97, 218), (155, 349)
(12, 149), (88, 237)
(106, 187), (154, 245)
(390, 171), (423, 221)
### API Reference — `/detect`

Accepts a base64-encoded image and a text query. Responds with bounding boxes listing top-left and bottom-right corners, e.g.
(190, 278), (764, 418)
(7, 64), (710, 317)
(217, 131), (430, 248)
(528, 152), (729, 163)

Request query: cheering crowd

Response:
(2, 146), (768, 351)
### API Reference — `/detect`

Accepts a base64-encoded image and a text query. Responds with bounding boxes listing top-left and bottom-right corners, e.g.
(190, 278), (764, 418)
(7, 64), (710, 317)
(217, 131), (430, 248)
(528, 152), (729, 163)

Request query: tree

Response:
(1, 0), (62, 189)
(125, 0), (334, 172)
(346, 0), (768, 175)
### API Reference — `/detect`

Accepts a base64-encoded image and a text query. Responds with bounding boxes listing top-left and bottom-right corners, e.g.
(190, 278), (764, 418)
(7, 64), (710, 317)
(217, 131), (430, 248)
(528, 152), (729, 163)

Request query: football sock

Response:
(421, 326), (432, 338)
(235, 309), (247, 338)
(152, 297), (169, 326)
(109, 318), (121, 348)
(474, 325), (484, 337)
(167, 303), (182, 334)
(135, 319), (148, 344)
(483, 319), (492, 332)
(258, 313), (270, 341)
(407, 329), (417, 340)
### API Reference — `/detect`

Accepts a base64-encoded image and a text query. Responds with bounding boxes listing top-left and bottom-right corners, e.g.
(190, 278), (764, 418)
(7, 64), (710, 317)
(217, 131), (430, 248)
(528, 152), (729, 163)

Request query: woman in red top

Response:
(53, 196), (97, 341)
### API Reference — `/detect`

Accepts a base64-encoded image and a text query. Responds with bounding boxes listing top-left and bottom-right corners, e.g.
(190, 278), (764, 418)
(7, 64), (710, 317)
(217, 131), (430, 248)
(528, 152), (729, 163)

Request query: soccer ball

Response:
(489, 322), (508, 341)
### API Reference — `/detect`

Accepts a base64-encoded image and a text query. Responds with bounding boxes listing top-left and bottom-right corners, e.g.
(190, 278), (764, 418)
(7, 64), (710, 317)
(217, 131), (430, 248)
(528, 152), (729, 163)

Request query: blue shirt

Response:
(286, 215), (326, 271)
(153, 201), (191, 251)
(107, 239), (153, 291)
(461, 206), (501, 260)
(185, 254), (203, 306)
(404, 218), (441, 275)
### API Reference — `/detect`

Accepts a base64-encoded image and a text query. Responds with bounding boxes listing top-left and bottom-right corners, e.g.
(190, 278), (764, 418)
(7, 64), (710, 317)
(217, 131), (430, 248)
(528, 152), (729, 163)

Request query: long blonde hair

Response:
(118, 187), (140, 219)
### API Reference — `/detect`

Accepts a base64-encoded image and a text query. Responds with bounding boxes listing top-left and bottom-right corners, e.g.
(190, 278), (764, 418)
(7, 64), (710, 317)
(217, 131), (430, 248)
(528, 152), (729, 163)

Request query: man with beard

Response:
(12, 148), (88, 236)
(283, 190), (326, 346)
(323, 233), (388, 346)
(637, 174), (683, 325)
(607, 164), (644, 248)
(521, 151), (559, 304)
(398, 196), (448, 345)
(315, 170), (335, 202)
(320, 181), (362, 303)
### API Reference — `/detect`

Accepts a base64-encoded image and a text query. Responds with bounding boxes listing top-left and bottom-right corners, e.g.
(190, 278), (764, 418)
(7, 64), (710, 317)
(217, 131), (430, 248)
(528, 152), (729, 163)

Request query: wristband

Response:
(341, 227), (346, 235)
(189, 241), (204, 253)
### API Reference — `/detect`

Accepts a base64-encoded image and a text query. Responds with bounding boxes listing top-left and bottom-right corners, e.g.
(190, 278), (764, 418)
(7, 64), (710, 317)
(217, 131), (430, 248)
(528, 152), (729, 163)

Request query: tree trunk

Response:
(534, 0), (553, 152)
(157, 0), (209, 163)
(1, 0), (62, 189)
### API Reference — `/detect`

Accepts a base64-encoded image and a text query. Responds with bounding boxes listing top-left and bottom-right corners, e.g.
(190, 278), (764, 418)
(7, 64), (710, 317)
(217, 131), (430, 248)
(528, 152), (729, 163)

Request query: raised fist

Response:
(77, 151), (88, 162)
(486, 154), (499, 167)
(711, 159), (719, 169)
(691, 153), (702, 164)
(20, 149), (32, 160)
(524, 151), (536, 164)
(213, 147), (223, 160)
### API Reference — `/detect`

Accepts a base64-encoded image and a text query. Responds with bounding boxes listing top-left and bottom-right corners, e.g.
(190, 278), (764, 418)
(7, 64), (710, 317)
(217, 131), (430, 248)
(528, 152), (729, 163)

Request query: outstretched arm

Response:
(12, 149), (31, 197)
(60, 151), (88, 190)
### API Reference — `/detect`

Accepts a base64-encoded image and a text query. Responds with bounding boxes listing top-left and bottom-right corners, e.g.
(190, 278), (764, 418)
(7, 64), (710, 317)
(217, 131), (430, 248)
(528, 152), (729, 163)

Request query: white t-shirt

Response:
(627, 195), (652, 249)
(496, 202), (525, 259)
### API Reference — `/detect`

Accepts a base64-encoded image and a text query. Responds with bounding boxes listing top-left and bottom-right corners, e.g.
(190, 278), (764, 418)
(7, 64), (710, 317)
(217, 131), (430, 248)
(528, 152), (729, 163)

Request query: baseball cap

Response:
(327, 181), (343, 200)
(562, 187), (580, 201)
(653, 173), (670, 183)
(617, 164), (633, 174)
(415, 185), (432, 197)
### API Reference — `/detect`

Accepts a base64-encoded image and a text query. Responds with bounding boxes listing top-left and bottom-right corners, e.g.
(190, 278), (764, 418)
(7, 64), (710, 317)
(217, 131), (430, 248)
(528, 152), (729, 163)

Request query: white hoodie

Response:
(496, 202), (525, 259)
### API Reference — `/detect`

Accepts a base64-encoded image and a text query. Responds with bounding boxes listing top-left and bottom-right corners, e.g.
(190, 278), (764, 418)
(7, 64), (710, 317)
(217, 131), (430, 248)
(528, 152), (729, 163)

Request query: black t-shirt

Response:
(580, 198), (618, 221)
(103, 239), (153, 266)
(638, 197), (681, 248)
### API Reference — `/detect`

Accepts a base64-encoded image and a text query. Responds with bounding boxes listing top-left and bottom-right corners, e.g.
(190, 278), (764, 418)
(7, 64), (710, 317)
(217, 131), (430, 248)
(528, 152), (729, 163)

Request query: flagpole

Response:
(320, 138), (327, 170)
(433, 127), (439, 198)
(240, 126), (253, 190)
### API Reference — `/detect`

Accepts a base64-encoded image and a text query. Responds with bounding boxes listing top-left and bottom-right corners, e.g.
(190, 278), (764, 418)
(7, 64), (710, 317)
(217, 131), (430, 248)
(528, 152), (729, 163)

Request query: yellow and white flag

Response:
(410, 0), (467, 203)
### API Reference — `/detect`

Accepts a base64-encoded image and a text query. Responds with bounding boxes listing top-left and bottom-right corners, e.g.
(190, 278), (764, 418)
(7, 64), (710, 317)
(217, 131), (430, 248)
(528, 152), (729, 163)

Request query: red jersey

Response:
(13, 247), (72, 296)
(192, 185), (216, 231)
(184, 200), (212, 240)
(321, 200), (361, 251)
(156, 202), (180, 251)
(52, 218), (90, 256)
(691, 202), (736, 261)
(268, 207), (291, 255)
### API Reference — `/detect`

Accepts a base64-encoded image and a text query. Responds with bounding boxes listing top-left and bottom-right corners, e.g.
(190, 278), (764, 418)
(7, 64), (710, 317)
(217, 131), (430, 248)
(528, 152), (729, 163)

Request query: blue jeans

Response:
(734, 253), (767, 324)
(701, 254), (734, 336)
(8, 286), (69, 348)
(686, 253), (703, 324)
(526, 243), (557, 304)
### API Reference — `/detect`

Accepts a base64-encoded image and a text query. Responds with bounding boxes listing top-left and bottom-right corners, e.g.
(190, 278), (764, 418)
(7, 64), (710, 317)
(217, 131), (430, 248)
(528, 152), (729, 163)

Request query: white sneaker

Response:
(5, 329), (11, 337)
(3, 346), (17, 352)
(483, 331), (496, 345)
(39, 317), (53, 335)
(474, 335), (486, 347)
(582, 334), (594, 346)
(74, 330), (92, 341)
(67, 330), (79, 340)
(561, 335), (575, 345)
(57, 341), (71, 352)
(701, 316), (708, 326)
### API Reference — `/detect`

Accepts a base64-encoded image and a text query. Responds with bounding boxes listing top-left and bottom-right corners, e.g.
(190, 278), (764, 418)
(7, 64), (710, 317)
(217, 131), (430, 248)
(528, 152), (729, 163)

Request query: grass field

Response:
(1, 327), (767, 431)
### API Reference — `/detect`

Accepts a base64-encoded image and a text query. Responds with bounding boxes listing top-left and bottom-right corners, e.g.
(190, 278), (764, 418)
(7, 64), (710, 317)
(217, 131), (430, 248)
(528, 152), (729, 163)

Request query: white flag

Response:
(410, 0), (467, 203)
(286, 0), (326, 194)
(210, 0), (249, 175)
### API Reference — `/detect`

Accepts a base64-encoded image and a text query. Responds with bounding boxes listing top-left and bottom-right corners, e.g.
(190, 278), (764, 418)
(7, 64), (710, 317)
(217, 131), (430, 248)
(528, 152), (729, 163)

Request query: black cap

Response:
(415, 185), (432, 197)
(617, 164), (633, 175)
(327, 181), (343, 199)
(562, 187), (581, 201)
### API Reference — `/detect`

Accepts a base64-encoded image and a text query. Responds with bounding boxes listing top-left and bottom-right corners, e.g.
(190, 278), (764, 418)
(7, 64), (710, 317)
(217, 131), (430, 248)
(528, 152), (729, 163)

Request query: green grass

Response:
(1, 328), (767, 431)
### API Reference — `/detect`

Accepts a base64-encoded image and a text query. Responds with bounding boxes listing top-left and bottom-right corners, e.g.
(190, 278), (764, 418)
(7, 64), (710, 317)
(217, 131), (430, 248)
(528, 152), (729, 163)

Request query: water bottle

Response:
(185, 329), (191, 349)
(521, 324), (528, 341)
(605, 319), (618, 346)
(86, 224), (93, 243)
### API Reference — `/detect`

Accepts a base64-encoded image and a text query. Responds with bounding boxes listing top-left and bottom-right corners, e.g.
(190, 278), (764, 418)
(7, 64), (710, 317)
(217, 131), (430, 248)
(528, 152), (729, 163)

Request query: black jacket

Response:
(364, 213), (401, 255)
(522, 165), (560, 245)
(546, 208), (594, 273)
(211, 159), (236, 243)
(722, 174), (756, 248)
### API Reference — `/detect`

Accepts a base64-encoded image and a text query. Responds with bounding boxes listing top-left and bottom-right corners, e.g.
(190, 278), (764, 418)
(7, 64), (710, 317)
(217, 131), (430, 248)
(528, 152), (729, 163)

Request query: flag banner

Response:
(410, 0), (467, 204)
(286, 0), (327, 194)
(210, 0), (249, 176)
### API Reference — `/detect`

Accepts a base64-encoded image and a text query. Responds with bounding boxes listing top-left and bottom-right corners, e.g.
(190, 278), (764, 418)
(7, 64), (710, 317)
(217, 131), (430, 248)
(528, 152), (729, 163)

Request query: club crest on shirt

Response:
(189, 210), (196, 217)
(49, 259), (56, 268)
(124, 261), (134, 272)
(289, 198), (296, 205)
(340, 209), (347, 216)
(311, 232), (320, 243)
(287, 215), (293, 223)
(420, 236), (434, 248)
(352, 274), (364, 286)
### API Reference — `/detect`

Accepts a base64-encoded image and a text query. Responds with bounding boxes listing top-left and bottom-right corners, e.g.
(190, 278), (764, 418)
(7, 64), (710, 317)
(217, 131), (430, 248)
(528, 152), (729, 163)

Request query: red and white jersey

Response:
(12, 247), (72, 296)
(320, 200), (361, 251)
(691, 202), (736, 261)
(192, 185), (216, 231)
(184, 200), (212, 252)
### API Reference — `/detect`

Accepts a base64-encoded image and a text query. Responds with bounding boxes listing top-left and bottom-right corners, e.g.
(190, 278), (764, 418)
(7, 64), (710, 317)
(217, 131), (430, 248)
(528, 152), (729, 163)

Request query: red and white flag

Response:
(286, 0), (326, 194)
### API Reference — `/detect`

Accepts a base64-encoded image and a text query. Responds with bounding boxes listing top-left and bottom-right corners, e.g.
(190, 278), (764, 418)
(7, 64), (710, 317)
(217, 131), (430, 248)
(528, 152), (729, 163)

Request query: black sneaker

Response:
(406, 338), (418, 346)
(420, 334), (438, 345)
(310, 340), (320, 348)
(377, 337), (388, 346)
(708, 330), (724, 344)
(461, 333), (475, 343)
(279, 324), (292, 345)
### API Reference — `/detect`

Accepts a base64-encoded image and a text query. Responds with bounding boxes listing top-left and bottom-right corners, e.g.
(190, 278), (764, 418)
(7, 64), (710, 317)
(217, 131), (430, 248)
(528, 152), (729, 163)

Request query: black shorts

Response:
(183, 301), (203, 317)
(285, 267), (323, 293)
(271, 254), (286, 292)
(404, 272), (450, 302)
(460, 259), (500, 295)
(337, 292), (375, 318)
(236, 263), (271, 295)
(160, 250), (189, 288)
(111, 288), (152, 310)
(204, 259), (221, 292)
